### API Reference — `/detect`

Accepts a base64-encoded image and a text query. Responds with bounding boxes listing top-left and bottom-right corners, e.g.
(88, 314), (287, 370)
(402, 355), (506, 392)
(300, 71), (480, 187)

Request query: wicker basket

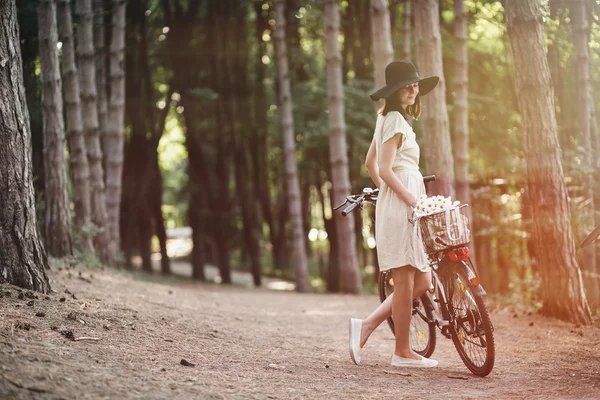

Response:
(418, 205), (471, 254)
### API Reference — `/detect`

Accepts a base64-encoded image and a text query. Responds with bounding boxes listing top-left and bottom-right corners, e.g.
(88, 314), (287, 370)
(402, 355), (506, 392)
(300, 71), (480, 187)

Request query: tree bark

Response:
(105, 0), (127, 261)
(0, 0), (50, 293)
(401, 0), (412, 61)
(569, 0), (598, 306)
(75, 0), (110, 262)
(414, 0), (455, 197)
(273, 0), (310, 293)
(324, 0), (362, 294)
(57, 0), (92, 249)
(93, 0), (109, 184)
(37, 0), (73, 257)
(252, 0), (278, 272)
(227, 2), (262, 287)
(453, 0), (469, 206)
(452, 0), (475, 258)
(505, 0), (592, 324)
(370, 0), (394, 111)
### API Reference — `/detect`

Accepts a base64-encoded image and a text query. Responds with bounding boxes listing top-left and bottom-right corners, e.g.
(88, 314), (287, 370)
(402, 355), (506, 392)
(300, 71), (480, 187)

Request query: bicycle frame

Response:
(424, 255), (486, 337)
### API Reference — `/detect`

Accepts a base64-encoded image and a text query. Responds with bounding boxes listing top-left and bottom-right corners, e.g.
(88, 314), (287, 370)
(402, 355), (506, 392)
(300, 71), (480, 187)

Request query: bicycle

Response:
(581, 222), (600, 249)
(334, 175), (495, 377)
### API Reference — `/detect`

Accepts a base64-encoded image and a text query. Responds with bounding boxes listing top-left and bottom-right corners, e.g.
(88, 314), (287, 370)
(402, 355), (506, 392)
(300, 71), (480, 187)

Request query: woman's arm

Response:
(378, 135), (418, 207)
(365, 139), (382, 188)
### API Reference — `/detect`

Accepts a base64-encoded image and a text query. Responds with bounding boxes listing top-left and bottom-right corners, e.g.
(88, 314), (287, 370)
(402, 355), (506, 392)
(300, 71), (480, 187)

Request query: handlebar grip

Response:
(342, 201), (359, 217)
(423, 175), (436, 183)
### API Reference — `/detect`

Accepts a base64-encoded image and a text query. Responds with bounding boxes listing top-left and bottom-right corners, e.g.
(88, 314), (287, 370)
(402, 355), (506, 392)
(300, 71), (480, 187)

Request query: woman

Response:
(349, 60), (439, 368)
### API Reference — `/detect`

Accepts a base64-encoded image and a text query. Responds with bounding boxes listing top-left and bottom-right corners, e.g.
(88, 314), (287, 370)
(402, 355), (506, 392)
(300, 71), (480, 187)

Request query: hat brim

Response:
(370, 76), (439, 101)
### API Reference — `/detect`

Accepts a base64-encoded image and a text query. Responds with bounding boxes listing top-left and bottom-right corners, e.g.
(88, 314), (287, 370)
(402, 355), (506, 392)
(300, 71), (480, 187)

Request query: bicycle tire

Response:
(378, 270), (437, 358)
(581, 222), (600, 249)
(448, 271), (495, 377)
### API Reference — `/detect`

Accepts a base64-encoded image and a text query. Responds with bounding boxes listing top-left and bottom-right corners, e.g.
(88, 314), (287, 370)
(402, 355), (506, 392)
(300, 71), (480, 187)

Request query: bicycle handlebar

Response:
(342, 199), (361, 216)
(334, 175), (436, 217)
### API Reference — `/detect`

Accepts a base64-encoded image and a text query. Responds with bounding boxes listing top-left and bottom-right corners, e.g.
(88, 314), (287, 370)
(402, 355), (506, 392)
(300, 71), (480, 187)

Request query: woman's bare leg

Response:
(391, 267), (420, 359)
(359, 270), (432, 347)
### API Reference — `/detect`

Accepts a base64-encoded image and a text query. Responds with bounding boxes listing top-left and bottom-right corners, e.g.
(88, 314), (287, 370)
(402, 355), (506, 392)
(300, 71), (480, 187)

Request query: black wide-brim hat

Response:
(370, 60), (439, 101)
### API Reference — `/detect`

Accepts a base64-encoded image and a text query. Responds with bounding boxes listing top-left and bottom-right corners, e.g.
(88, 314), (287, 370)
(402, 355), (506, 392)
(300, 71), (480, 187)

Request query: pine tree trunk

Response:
(324, 0), (362, 294)
(452, 0), (475, 258)
(227, 6), (262, 287)
(38, 0), (73, 257)
(370, 0), (394, 111)
(569, 0), (598, 307)
(453, 0), (469, 206)
(273, 0), (310, 293)
(414, 0), (455, 197)
(75, 0), (110, 262)
(105, 0), (126, 261)
(57, 0), (92, 250)
(505, 0), (592, 324)
(93, 0), (109, 182)
(401, 0), (411, 61)
(0, 0), (51, 293)
(547, 0), (566, 150)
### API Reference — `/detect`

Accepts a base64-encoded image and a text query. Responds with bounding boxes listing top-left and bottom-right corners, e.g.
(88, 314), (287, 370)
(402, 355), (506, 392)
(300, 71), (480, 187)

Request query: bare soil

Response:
(1, 261), (599, 400)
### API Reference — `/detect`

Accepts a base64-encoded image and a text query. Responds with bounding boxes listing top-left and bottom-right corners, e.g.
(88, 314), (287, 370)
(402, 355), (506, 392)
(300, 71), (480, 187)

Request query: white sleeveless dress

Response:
(374, 111), (430, 272)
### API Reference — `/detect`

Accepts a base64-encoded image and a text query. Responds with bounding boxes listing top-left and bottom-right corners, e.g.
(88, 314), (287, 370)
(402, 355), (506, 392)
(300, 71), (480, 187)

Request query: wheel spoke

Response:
(451, 275), (489, 368)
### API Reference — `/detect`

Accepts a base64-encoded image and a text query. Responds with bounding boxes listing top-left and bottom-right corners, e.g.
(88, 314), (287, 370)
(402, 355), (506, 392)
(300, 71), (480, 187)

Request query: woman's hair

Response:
(378, 91), (422, 119)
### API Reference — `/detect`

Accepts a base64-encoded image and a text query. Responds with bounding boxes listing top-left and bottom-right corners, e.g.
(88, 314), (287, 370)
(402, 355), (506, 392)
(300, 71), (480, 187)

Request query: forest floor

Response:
(1, 260), (599, 400)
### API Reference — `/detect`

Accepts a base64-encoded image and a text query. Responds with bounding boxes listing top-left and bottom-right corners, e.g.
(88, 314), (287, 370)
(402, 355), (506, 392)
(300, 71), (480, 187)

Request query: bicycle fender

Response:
(459, 260), (487, 296)
(439, 255), (487, 296)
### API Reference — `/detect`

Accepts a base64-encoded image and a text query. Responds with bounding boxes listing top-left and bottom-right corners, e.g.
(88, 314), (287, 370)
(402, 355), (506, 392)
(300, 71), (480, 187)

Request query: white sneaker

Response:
(391, 354), (438, 368)
(349, 318), (362, 365)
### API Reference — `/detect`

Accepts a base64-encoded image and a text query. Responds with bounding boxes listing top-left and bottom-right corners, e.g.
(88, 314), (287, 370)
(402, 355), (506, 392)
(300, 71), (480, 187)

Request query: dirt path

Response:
(1, 263), (599, 400)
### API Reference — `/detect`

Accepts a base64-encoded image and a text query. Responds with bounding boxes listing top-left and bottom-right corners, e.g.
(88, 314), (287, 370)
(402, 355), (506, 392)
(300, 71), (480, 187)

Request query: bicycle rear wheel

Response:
(378, 270), (436, 358)
(448, 271), (495, 376)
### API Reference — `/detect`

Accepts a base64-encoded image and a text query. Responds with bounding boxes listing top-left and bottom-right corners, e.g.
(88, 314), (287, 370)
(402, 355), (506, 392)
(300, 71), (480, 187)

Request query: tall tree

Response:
(0, 0), (50, 292)
(453, 0), (470, 207)
(76, 0), (111, 262)
(569, 0), (598, 305)
(252, 0), (281, 273)
(505, 0), (592, 324)
(105, 0), (127, 260)
(452, 0), (475, 258)
(57, 0), (92, 251)
(414, 0), (455, 197)
(324, 0), (362, 294)
(226, 0), (262, 286)
(121, 0), (170, 274)
(401, 0), (411, 61)
(93, 0), (109, 180)
(370, 0), (394, 111)
(38, 0), (73, 257)
(273, 0), (310, 293)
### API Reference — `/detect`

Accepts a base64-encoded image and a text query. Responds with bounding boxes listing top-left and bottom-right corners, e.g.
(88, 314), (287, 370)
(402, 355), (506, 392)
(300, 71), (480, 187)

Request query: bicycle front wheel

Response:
(448, 271), (495, 376)
(378, 270), (437, 358)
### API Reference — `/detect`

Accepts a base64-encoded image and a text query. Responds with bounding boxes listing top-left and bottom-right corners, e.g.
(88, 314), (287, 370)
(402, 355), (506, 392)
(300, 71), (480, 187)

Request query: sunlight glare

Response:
(367, 237), (376, 249)
(157, 100), (166, 110)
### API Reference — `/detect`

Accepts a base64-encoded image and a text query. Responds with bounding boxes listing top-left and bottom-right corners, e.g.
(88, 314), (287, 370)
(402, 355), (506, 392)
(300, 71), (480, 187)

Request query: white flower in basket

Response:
(413, 195), (471, 254)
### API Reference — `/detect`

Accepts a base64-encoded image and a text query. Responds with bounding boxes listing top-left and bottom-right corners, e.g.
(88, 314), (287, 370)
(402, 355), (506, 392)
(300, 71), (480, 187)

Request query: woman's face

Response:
(398, 82), (419, 108)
